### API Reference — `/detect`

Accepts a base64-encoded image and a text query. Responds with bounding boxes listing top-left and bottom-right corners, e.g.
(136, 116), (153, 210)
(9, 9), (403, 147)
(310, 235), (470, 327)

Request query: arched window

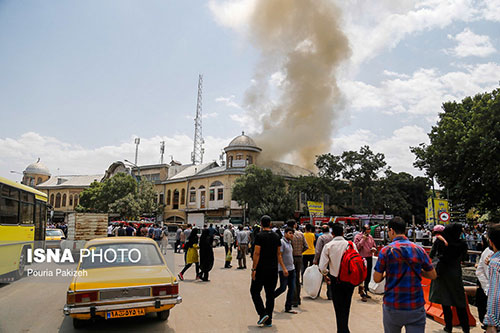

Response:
(30, 178), (35, 186)
(50, 194), (54, 206)
(181, 189), (185, 205)
(173, 190), (179, 209)
(167, 190), (171, 205)
(69, 195), (73, 207)
(246, 155), (253, 165)
(74, 194), (79, 207)
(210, 181), (223, 187)
(199, 185), (205, 189)
(37, 177), (42, 185)
(55, 193), (61, 208)
(228, 156), (233, 167)
(62, 194), (67, 207)
(189, 187), (196, 203)
(236, 153), (243, 160)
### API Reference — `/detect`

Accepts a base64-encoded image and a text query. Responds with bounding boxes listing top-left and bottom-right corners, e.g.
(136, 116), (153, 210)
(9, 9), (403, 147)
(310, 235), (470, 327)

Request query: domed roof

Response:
(24, 159), (51, 176)
(225, 132), (262, 152)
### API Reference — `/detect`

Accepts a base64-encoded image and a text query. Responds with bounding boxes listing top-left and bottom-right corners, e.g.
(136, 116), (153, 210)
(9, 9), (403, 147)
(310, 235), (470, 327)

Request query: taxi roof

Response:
(85, 237), (157, 246)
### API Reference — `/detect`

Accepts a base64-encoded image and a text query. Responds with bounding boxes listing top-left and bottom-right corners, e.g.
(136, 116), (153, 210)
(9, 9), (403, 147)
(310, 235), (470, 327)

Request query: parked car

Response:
(45, 228), (65, 248)
(64, 237), (182, 329)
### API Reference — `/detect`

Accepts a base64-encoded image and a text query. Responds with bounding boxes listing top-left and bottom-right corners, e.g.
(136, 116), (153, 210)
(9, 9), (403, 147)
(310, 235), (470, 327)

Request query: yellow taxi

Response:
(63, 237), (181, 329)
(45, 228), (65, 248)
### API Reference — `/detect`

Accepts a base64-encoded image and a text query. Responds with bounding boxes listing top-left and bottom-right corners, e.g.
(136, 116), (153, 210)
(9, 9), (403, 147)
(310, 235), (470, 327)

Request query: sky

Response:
(1, 0), (499, 182)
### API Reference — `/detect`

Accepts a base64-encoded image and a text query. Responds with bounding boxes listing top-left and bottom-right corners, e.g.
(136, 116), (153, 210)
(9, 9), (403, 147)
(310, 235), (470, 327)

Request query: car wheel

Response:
(13, 248), (26, 280)
(157, 310), (170, 321)
(72, 318), (85, 329)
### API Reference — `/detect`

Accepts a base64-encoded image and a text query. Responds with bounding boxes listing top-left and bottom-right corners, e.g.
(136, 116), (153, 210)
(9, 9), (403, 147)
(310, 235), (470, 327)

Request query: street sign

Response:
(439, 211), (450, 222)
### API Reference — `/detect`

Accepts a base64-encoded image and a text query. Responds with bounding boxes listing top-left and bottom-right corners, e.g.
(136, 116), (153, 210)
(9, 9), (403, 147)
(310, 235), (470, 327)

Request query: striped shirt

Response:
(484, 251), (500, 328)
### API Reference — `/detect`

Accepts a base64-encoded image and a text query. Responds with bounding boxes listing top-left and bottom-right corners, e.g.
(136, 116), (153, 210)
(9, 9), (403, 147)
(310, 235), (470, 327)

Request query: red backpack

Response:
(338, 241), (367, 286)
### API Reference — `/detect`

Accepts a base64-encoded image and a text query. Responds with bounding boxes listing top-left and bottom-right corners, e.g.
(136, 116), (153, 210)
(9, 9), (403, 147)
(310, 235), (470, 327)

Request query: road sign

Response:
(439, 211), (450, 222)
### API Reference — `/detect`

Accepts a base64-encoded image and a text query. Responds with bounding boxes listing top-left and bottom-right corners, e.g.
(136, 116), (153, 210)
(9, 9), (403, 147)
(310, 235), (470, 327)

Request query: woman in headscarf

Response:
(429, 223), (470, 333)
(199, 228), (214, 282)
(178, 228), (199, 281)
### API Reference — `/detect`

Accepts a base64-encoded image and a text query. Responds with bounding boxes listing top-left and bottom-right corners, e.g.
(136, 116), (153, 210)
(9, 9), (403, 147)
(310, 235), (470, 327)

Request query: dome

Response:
(225, 132), (262, 152)
(24, 159), (51, 176)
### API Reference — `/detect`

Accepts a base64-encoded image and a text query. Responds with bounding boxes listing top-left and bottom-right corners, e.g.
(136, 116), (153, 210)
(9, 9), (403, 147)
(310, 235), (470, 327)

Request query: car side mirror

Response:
(61, 236), (66, 240)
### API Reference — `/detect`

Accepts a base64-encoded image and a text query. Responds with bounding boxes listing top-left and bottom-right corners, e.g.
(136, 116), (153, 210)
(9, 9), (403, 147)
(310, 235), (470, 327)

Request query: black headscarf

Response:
(185, 227), (199, 250)
(440, 223), (467, 261)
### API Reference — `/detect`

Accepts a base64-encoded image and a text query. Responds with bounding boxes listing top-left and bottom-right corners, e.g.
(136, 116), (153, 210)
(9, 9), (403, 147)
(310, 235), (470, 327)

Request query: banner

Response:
(425, 198), (449, 224)
(307, 201), (324, 216)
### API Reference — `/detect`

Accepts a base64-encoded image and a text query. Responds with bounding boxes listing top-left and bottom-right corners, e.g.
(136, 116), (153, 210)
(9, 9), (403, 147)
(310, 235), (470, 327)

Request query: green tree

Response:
(77, 173), (160, 219)
(375, 171), (430, 223)
(315, 146), (387, 213)
(411, 87), (500, 214)
(232, 165), (295, 222)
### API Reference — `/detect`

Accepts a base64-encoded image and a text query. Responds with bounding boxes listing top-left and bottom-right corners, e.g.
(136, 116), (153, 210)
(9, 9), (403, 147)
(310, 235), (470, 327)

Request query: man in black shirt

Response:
(250, 215), (287, 327)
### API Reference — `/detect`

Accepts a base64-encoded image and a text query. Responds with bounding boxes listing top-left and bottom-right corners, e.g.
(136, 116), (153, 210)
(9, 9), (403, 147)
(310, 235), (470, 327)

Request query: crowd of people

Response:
(107, 217), (499, 332)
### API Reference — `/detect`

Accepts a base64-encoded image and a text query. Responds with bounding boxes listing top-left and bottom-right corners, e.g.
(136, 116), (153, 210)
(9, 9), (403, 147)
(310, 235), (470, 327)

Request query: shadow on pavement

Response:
(58, 313), (175, 333)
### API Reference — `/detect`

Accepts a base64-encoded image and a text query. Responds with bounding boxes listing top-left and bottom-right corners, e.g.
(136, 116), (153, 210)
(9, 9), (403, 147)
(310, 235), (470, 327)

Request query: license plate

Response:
(106, 308), (146, 319)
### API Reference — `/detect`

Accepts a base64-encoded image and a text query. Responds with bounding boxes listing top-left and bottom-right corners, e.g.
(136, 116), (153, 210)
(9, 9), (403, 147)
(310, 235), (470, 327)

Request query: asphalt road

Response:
(0, 247), (484, 332)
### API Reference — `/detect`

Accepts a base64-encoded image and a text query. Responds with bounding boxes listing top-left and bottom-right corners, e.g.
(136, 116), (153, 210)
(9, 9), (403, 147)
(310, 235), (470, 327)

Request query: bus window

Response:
(0, 197), (18, 224)
(34, 201), (47, 241)
(20, 202), (34, 225)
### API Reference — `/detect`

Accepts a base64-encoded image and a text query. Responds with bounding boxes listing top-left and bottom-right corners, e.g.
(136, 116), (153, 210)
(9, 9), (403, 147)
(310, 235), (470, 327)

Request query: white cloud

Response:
(332, 126), (429, 175)
(383, 70), (410, 79)
(208, 0), (256, 32)
(446, 28), (496, 57)
(0, 132), (233, 181)
(341, 62), (500, 117)
(203, 112), (219, 119)
(337, 0), (480, 68)
(215, 95), (242, 109)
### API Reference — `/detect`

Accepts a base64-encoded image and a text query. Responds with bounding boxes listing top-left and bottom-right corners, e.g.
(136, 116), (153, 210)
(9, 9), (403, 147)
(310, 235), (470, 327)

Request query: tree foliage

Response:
(77, 173), (160, 219)
(316, 146), (388, 213)
(374, 171), (430, 223)
(411, 87), (500, 214)
(232, 165), (295, 222)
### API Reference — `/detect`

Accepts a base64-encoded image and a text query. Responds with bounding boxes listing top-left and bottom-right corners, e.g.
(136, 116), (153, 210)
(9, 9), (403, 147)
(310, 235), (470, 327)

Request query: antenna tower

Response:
(160, 141), (165, 164)
(191, 74), (204, 165)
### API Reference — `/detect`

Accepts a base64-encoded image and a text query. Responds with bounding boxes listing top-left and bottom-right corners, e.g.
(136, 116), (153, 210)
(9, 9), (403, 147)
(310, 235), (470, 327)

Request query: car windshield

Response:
(79, 243), (164, 269)
(46, 229), (64, 236)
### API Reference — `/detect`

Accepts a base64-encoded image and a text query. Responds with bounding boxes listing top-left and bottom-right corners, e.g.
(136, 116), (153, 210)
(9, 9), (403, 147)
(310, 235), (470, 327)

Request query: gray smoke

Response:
(245, 0), (350, 170)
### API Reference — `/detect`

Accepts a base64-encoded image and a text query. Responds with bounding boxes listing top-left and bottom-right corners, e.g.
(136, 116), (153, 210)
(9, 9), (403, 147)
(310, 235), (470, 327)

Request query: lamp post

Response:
(124, 159), (141, 181)
(10, 170), (24, 183)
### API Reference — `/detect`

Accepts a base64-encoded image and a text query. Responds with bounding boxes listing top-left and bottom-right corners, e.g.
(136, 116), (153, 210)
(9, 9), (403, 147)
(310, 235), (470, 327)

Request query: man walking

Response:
(174, 226), (182, 253)
(354, 224), (376, 302)
(251, 215), (286, 327)
(287, 220), (308, 307)
(274, 227), (297, 313)
(373, 217), (437, 333)
(484, 224), (500, 332)
(236, 225), (250, 269)
(318, 223), (358, 333)
(314, 224), (334, 299)
(224, 224), (234, 268)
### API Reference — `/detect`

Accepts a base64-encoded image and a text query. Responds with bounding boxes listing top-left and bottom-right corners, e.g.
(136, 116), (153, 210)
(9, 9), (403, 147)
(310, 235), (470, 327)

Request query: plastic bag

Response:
(303, 265), (323, 299)
(368, 256), (385, 294)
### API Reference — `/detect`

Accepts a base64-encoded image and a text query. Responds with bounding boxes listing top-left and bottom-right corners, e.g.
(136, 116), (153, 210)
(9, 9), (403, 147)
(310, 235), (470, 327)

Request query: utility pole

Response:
(134, 137), (140, 166)
(160, 141), (165, 164)
(191, 74), (205, 165)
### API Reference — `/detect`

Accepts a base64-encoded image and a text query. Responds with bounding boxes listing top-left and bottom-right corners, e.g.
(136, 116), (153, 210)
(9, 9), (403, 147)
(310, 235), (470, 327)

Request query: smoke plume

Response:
(245, 0), (350, 170)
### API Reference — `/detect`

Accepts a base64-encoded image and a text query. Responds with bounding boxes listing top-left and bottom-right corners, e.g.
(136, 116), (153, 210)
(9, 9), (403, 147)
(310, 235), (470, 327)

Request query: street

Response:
(0, 247), (483, 332)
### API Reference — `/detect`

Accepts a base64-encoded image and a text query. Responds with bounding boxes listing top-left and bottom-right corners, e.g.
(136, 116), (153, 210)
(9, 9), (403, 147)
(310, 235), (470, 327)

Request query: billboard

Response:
(307, 201), (324, 216)
(425, 198), (449, 224)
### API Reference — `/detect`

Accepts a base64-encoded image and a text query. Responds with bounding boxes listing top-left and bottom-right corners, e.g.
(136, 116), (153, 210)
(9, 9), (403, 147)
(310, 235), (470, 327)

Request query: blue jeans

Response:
(274, 269), (296, 311)
(383, 305), (426, 333)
